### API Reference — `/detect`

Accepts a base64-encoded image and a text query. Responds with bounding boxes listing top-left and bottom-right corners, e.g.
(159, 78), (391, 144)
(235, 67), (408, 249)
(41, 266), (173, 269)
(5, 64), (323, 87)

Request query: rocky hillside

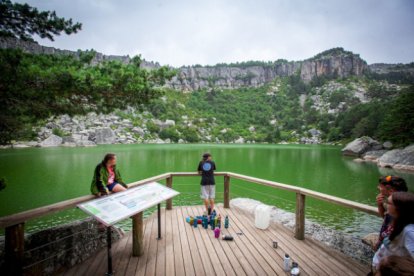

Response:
(2, 37), (405, 91)
(3, 37), (413, 90)
(1, 37), (413, 150)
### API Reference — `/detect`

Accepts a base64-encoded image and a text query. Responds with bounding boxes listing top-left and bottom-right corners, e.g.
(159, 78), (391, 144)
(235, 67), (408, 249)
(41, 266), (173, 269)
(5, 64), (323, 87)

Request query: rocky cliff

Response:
(0, 37), (371, 90)
(0, 36), (158, 69)
(169, 49), (368, 90)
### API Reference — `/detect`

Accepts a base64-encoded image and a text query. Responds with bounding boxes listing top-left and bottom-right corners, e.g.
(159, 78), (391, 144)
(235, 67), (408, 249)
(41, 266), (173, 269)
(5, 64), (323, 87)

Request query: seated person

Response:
(90, 153), (127, 196)
(372, 192), (414, 273)
(375, 175), (407, 250)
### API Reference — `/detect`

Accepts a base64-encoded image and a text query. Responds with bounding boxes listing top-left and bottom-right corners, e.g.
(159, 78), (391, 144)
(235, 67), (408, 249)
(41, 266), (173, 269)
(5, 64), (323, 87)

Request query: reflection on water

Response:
(0, 144), (413, 237)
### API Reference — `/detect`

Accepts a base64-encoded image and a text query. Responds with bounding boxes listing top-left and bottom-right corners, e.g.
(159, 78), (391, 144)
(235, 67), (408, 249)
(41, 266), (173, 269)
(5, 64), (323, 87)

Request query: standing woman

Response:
(372, 192), (414, 272)
(91, 153), (128, 196)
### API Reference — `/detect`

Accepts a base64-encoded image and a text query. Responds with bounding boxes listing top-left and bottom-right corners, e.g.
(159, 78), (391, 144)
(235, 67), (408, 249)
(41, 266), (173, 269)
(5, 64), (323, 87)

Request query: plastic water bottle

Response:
(217, 214), (222, 229)
(203, 216), (208, 229)
(291, 262), (300, 276)
(284, 254), (290, 272)
(211, 218), (215, 230)
(224, 215), (229, 229)
(214, 227), (220, 238)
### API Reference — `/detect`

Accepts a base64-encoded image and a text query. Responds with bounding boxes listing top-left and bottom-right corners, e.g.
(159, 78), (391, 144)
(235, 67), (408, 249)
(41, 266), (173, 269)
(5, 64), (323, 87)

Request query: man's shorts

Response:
(201, 185), (215, 199)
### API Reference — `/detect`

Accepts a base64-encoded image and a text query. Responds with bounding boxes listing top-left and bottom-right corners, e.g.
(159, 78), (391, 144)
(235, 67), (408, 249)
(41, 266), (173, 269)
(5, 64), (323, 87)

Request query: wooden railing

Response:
(0, 172), (379, 274)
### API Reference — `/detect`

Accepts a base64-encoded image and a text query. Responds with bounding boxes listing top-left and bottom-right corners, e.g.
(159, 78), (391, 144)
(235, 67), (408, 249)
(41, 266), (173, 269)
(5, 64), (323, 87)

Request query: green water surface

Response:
(0, 144), (413, 237)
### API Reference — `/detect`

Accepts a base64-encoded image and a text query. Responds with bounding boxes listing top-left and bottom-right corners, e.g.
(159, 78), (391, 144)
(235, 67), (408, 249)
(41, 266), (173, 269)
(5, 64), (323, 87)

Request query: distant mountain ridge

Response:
(1, 36), (412, 91)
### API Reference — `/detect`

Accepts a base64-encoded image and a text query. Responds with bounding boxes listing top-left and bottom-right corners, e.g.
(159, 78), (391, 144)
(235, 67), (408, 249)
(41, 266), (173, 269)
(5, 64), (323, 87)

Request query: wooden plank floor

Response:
(62, 205), (369, 276)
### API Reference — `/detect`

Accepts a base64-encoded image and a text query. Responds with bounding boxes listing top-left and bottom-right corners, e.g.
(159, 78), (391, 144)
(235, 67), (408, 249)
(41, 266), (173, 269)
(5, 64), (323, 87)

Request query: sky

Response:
(16, 0), (414, 67)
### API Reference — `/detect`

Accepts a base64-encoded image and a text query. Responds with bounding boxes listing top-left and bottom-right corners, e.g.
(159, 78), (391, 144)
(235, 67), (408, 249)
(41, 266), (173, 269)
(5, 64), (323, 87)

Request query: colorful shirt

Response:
(376, 213), (393, 249)
(107, 166), (115, 185)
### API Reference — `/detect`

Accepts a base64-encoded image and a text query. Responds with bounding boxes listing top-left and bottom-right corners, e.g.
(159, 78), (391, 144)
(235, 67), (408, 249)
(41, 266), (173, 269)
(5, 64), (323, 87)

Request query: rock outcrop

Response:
(94, 128), (116, 144)
(300, 52), (367, 82)
(344, 138), (414, 172)
(341, 137), (382, 156)
(378, 145), (414, 171)
(362, 150), (388, 162)
(39, 134), (63, 147)
(168, 49), (367, 90)
(0, 36), (158, 69)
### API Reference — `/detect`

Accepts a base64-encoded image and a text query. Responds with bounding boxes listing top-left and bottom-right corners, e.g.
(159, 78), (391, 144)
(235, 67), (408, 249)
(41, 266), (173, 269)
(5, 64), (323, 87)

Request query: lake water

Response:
(1, 144), (413, 237)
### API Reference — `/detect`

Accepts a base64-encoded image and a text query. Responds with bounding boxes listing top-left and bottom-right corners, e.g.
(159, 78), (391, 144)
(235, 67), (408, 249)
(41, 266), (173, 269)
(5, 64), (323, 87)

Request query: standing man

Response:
(198, 153), (216, 215)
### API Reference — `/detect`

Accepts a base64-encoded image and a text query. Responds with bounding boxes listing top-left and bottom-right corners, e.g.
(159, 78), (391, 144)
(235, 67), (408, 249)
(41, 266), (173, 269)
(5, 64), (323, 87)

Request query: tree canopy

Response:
(0, 49), (175, 144)
(0, 0), (82, 41)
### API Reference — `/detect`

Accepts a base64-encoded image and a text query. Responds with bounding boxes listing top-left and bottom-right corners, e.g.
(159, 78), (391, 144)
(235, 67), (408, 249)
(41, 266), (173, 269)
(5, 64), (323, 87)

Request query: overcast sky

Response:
(16, 0), (414, 67)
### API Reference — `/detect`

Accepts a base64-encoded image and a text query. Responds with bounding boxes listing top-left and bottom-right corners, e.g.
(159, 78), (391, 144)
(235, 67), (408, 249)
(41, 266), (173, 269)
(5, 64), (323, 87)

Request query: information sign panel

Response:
(78, 182), (179, 226)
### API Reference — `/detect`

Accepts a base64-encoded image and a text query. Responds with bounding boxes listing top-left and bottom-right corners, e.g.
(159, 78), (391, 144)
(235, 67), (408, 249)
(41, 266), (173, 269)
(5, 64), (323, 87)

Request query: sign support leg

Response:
(106, 226), (113, 276)
(157, 203), (162, 240)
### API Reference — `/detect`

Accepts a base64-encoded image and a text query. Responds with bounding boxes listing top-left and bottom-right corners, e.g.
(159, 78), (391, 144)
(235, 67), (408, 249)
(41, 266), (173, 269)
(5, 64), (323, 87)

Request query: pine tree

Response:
(379, 87), (414, 146)
(0, 0), (82, 42)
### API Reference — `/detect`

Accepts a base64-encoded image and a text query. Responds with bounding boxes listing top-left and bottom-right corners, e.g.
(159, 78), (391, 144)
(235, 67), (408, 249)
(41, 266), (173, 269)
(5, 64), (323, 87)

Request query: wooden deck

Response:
(62, 205), (369, 276)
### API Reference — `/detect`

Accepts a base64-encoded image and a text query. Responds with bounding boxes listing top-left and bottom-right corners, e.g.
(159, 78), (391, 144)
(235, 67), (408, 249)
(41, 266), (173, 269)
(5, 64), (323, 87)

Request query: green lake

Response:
(1, 144), (413, 237)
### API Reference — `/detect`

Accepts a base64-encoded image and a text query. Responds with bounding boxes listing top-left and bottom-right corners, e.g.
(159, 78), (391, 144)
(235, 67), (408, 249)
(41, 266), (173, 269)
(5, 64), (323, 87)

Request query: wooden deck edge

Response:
(229, 205), (371, 270)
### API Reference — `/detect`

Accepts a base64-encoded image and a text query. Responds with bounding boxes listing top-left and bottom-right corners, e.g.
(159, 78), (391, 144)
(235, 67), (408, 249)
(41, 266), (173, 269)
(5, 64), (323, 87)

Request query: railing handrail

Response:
(0, 171), (378, 229)
(226, 172), (379, 216)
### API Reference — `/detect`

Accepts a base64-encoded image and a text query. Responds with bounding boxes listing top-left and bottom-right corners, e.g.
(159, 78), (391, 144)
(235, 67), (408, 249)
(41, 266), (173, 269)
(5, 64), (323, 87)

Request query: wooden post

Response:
(5, 223), (25, 275)
(295, 193), (306, 240)
(166, 176), (173, 210)
(132, 212), (144, 256)
(224, 175), (230, 208)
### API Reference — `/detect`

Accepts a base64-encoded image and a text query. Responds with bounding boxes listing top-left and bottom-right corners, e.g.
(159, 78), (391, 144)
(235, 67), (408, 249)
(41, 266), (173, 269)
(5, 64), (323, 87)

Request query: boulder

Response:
(362, 233), (379, 251)
(94, 128), (116, 144)
(269, 119), (277, 125)
(40, 134), (63, 147)
(77, 140), (96, 147)
(363, 150), (387, 163)
(165, 120), (175, 126)
(153, 119), (176, 130)
(234, 137), (245, 144)
(132, 127), (145, 136)
(300, 137), (321, 144)
(341, 137), (382, 156)
(308, 128), (321, 137)
(59, 114), (71, 125)
(383, 141), (393, 150)
(378, 145), (414, 171)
